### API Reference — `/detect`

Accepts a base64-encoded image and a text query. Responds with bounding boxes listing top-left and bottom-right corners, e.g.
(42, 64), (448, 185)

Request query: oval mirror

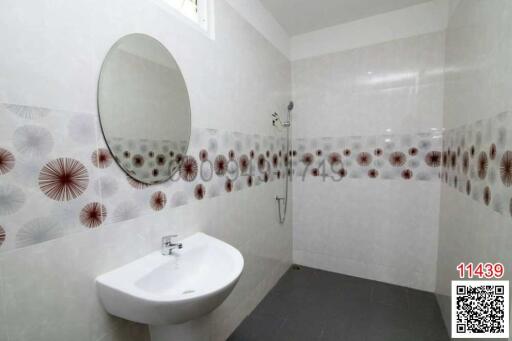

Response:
(98, 33), (191, 184)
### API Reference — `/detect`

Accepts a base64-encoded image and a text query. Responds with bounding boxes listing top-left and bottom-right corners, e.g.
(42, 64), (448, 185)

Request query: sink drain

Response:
(182, 290), (195, 294)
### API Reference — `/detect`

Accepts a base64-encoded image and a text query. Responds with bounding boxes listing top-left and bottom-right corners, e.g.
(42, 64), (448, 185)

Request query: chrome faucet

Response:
(161, 235), (183, 255)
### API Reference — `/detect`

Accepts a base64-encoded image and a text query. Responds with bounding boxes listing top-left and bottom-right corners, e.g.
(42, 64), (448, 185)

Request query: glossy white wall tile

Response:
(0, 263), (7, 341)
(0, 0), (292, 340)
(293, 178), (440, 291)
(292, 31), (445, 291)
(435, 0), (512, 331)
(292, 32), (445, 138)
(442, 0), (512, 129)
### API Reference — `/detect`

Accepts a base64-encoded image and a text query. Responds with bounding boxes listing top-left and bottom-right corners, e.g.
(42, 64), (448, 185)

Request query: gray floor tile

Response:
(366, 327), (415, 341)
(227, 313), (285, 341)
(229, 265), (449, 341)
(274, 318), (324, 341)
(320, 315), (367, 341)
(371, 282), (409, 309)
(366, 302), (413, 331)
(271, 266), (316, 294)
(407, 287), (441, 312)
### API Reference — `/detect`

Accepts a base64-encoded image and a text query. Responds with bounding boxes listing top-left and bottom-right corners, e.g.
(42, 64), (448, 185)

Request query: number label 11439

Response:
(457, 262), (504, 279)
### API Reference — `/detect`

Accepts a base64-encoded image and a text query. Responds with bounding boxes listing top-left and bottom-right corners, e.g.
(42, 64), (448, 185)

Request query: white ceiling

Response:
(259, 0), (433, 36)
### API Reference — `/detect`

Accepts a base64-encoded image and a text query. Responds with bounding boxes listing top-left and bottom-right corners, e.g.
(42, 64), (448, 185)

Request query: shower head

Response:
(288, 101), (294, 111)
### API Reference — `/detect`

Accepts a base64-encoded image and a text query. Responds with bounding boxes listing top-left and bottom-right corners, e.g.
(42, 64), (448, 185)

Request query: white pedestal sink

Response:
(96, 233), (244, 341)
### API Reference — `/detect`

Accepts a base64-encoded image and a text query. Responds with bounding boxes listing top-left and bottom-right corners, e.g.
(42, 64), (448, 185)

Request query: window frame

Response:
(153, 0), (215, 39)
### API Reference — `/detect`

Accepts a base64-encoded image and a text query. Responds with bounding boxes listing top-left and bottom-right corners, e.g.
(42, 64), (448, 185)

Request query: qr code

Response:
(452, 281), (509, 338)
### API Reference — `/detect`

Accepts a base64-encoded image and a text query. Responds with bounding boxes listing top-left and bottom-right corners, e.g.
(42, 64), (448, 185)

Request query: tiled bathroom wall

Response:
(435, 0), (512, 331)
(292, 31), (445, 291)
(0, 0), (292, 340)
(0, 103), (288, 253)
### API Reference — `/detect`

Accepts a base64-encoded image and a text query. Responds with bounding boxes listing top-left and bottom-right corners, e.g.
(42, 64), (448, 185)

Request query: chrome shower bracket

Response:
(272, 112), (290, 130)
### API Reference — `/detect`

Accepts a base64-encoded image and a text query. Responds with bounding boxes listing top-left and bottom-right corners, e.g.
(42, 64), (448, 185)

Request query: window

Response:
(164, 0), (199, 23)
(159, 0), (213, 36)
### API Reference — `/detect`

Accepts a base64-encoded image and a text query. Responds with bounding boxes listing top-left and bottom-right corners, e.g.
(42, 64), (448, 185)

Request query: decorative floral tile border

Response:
(0, 103), (288, 253)
(442, 111), (512, 218)
(2, 102), (510, 252)
(292, 132), (443, 181)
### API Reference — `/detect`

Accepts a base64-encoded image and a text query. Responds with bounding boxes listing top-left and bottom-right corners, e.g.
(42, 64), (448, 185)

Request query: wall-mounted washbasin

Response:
(96, 232), (244, 340)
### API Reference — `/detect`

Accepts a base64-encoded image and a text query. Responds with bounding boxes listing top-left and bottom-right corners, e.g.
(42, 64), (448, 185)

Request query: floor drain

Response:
(182, 290), (195, 294)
